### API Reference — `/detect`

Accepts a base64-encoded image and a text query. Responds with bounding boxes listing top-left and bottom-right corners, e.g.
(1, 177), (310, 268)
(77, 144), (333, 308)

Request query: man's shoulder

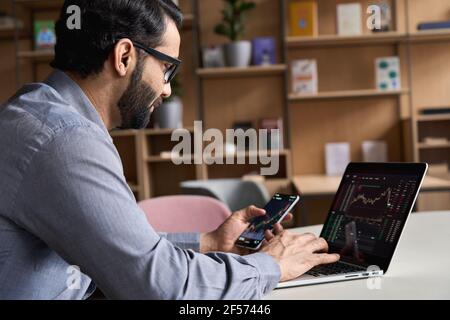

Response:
(2, 82), (100, 136)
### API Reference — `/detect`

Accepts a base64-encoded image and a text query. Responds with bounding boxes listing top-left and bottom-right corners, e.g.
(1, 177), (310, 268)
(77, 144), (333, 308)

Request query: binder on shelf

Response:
(288, 1), (318, 37)
(418, 21), (450, 31)
(291, 59), (318, 94)
(337, 3), (362, 36)
(375, 56), (401, 91)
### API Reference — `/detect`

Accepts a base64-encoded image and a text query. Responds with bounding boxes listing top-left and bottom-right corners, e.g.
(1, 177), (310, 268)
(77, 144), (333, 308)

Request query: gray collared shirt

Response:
(0, 70), (280, 300)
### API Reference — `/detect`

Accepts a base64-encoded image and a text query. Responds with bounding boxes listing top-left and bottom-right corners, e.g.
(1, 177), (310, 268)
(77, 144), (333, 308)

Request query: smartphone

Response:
(235, 194), (300, 250)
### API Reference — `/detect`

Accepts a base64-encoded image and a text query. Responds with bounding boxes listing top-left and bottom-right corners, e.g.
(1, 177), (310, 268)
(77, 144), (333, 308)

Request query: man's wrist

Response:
(199, 232), (217, 253)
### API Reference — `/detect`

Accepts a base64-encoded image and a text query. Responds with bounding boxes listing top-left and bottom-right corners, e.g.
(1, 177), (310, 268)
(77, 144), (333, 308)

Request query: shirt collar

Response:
(44, 69), (110, 136)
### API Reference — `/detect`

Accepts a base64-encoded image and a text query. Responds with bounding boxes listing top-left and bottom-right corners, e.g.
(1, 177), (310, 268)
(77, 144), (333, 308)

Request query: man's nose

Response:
(161, 82), (172, 99)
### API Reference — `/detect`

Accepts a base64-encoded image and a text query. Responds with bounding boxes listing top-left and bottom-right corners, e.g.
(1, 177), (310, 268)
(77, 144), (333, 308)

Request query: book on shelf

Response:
(259, 117), (284, 151)
(420, 108), (450, 115)
(375, 56), (401, 91)
(252, 37), (276, 66)
(0, 12), (23, 30)
(202, 45), (226, 68)
(362, 141), (388, 163)
(325, 143), (351, 177)
(337, 3), (362, 36)
(34, 20), (56, 50)
(291, 59), (318, 94)
(288, 1), (318, 37)
(423, 137), (449, 145)
(232, 121), (255, 152)
(418, 21), (450, 31)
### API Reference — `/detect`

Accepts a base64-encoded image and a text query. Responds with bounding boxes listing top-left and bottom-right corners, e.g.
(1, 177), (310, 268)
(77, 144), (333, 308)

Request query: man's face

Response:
(117, 19), (181, 129)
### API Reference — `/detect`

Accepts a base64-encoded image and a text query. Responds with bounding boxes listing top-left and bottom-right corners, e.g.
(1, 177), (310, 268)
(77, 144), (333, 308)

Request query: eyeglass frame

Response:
(132, 41), (182, 84)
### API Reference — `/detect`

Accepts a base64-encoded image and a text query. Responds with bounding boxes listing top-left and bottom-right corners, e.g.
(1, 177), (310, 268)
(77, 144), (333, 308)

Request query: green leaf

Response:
(214, 0), (256, 41)
(239, 2), (256, 12)
(214, 24), (231, 38)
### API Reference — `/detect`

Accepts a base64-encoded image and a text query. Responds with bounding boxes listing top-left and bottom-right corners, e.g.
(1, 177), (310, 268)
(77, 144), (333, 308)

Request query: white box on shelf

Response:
(362, 141), (388, 162)
(337, 3), (362, 36)
(375, 56), (401, 90)
(291, 59), (318, 94)
(325, 143), (351, 176)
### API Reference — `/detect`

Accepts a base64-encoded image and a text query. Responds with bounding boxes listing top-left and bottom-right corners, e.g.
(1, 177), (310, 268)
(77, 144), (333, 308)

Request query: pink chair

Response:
(138, 195), (232, 233)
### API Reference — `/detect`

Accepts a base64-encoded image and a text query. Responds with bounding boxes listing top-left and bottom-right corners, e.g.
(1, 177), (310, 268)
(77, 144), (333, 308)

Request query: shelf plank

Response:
(417, 114), (450, 122)
(418, 142), (450, 150)
(286, 30), (450, 47)
(146, 154), (195, 163)
(409, 30), (450, 43)
(286, 32), (407, 48)
(110, 129), (139, 138)
(18, 50), (54, 60)
(197, 65), (286, 79)
(205, 149), (290, 160)
(144, 127), (194, 136)
(147, 149), (289, 163)
(14, 0), (63, 10)
(293, 174), (450, 196)
(289, 89), (409, 101)
(0, 28), (30, 40)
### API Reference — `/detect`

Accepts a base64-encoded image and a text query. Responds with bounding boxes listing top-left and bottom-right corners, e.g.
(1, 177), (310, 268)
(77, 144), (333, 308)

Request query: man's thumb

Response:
(238, 205), (266, 221)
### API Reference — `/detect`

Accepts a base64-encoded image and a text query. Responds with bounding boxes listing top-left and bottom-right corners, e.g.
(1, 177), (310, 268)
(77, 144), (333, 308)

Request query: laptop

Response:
(277, 162), (428, 289)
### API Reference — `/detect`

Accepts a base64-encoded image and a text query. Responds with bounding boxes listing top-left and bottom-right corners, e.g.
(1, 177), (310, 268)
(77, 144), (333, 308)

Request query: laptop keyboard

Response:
(307, 261), (366, 277)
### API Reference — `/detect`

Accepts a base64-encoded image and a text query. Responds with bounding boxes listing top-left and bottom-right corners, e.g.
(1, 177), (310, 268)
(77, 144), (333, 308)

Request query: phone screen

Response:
(236, 194), (300, 250)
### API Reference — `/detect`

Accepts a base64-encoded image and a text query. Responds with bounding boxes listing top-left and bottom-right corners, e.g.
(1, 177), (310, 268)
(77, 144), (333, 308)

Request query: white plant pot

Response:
(224, 41), (252, 67)
(154, 97), (183, 129)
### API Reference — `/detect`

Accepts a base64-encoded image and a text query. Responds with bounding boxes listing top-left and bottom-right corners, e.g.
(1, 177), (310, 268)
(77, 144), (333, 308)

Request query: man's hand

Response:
(200, 205), (293, 255)
(260, 231), (340, 282)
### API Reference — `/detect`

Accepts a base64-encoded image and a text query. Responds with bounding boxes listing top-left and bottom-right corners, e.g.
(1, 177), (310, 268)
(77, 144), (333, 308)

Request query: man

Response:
(0, 0), (339, 299)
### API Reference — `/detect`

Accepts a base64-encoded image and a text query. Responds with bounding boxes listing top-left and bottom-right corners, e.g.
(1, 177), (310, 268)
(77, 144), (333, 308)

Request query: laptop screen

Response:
(320, 163), (427, 271)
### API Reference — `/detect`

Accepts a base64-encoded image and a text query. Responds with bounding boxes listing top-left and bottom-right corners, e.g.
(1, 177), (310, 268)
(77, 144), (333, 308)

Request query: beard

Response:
(117, 56), (160, 130)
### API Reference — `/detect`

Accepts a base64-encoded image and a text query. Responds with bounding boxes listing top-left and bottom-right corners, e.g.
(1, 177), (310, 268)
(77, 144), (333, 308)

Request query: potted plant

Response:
(214, 0), (256, 68)
(153, 76), (183, 129)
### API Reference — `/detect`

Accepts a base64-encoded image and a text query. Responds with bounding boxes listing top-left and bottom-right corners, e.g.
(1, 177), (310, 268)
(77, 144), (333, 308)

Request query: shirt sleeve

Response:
(159, 232), (200, 251)
(14, 124), (280, 300)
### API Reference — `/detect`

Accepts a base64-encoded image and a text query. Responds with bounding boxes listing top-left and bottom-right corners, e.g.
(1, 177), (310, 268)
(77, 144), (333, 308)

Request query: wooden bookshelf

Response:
(4, 0), (450, 215)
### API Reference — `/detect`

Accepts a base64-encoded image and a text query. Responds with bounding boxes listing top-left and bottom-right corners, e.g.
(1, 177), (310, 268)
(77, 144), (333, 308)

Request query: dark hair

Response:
(51, 0), (182, 78)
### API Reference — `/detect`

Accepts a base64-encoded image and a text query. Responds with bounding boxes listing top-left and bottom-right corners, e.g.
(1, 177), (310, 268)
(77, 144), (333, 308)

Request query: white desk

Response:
(266, 211), (450, 300)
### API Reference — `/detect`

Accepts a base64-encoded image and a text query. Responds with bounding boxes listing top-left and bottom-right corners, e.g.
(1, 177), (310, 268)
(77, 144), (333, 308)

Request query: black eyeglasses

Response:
(132, 41), (181, 84)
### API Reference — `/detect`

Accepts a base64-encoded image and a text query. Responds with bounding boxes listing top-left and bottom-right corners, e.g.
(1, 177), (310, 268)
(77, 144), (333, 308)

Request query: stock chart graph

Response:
(322, 173), (419, 261)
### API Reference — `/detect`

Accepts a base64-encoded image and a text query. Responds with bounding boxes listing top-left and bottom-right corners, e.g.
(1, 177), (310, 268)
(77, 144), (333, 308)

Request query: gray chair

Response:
(180, 179), (270, 212)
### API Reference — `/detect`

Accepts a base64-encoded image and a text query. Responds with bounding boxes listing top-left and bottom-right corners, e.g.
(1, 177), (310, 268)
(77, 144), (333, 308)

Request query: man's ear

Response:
(113, 39), (134, 77)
